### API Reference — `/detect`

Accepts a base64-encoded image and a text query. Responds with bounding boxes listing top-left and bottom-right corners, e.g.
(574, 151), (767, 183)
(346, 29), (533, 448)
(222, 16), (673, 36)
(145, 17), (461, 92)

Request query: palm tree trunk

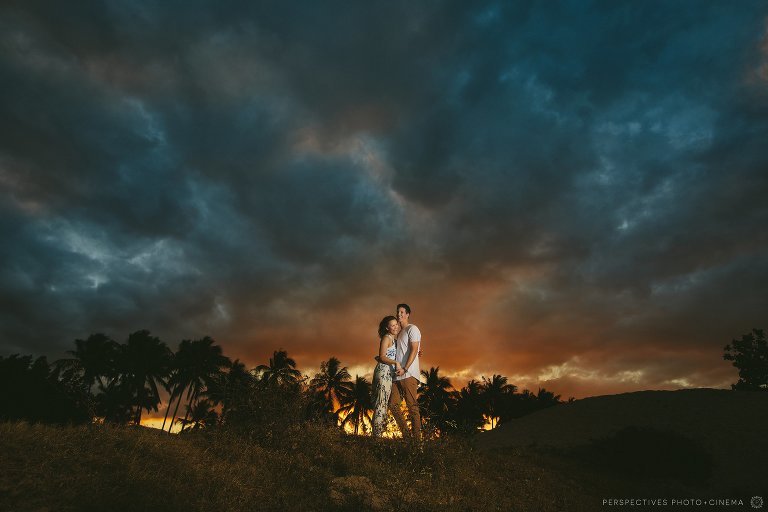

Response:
(179, 390), (196, 434)
(134, 379), (143, 425)
(161, 388), (177, 431)
(179, 400), (192, 434)
(168, 384), (187, 432)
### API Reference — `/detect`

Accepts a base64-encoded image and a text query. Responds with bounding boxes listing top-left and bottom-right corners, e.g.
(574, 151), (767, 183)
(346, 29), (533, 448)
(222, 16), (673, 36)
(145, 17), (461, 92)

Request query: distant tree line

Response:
(0, 329), (570, 436)
(3, 326), (764, 431)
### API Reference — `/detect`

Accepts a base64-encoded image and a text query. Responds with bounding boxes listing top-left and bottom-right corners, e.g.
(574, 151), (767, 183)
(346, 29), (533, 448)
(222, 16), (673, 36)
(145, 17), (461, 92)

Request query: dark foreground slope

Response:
(0, 421), (597, 512)
(477, 388), (768, 495)
(2, 390), (764, 512)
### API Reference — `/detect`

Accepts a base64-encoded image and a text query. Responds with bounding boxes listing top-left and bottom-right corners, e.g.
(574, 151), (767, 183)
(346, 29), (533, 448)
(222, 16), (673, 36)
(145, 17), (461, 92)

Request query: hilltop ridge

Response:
(477, 388), (768, 493)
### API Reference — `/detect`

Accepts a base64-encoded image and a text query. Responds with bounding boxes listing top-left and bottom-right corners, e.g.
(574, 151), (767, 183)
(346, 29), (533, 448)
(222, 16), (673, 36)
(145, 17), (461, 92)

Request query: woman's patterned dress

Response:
(372, 335), (396, 437)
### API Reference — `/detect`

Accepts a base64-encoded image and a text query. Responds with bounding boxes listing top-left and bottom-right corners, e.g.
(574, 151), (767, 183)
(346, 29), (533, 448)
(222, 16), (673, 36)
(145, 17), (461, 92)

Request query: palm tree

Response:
(536, 387), (562, 406)
(178, 399), (218, 431)
(95, 379), (135, 424)
(118, 330), (172, 425)
(481, 374), (517, 429)
(255, 349), (302, 389)
(205, 359), (255, 425)
(163, 336), (230, 432)
(308, 357), (353, 422)
(161, 349), (182, 432)
(419, 367), (457, 435)
(55, 333), (121, 394)
(454, 379), (487, 433)
(337, 376), (373, 435)
(1, 354), (90, 424)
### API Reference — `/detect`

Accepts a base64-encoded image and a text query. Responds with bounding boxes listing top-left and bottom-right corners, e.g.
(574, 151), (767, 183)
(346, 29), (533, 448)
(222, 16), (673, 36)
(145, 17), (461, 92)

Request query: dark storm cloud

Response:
(1, 0), (767, 396)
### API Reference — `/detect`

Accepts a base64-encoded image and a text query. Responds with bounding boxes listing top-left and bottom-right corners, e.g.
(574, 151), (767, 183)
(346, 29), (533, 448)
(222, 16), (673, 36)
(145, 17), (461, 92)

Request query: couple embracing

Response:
(371, 303), (421, 440)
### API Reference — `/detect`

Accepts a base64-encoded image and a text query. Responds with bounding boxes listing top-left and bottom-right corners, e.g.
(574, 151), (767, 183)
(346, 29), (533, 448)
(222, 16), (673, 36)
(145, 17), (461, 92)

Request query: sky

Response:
(1, 1), (767, 400)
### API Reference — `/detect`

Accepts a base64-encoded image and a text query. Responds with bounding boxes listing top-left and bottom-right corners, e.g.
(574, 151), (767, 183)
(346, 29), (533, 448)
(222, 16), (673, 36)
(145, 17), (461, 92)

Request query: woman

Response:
(372, 315), (402, 437)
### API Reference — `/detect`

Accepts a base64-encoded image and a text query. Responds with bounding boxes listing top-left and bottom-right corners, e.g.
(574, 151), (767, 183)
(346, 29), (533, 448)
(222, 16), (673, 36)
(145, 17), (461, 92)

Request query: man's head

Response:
(396, 303), (411, 326)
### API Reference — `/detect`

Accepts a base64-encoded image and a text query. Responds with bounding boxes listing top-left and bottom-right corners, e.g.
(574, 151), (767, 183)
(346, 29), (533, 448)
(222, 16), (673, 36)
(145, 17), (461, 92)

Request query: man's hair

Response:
(396, 303), (411, 315)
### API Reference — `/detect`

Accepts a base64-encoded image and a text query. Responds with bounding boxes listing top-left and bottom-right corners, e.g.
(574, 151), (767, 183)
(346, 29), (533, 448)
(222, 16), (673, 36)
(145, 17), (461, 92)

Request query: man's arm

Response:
(399, 341), (419, 375)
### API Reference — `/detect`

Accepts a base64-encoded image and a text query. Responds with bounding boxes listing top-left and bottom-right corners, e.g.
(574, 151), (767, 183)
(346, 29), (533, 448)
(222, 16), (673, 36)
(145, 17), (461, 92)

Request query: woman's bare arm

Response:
(378, 336), (401, 368)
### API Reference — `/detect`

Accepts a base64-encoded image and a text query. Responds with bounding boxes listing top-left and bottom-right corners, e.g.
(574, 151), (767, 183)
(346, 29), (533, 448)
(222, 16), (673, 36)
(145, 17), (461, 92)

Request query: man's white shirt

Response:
(395, 324), (421, 381)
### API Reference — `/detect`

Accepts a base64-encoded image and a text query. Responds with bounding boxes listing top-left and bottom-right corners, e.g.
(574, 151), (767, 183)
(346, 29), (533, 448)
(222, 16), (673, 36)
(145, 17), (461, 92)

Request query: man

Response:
(388, 303), (421, 440)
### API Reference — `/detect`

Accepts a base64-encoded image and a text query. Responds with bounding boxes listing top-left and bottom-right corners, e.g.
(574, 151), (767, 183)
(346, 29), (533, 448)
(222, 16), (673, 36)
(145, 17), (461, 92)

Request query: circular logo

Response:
(752, 496), (764, 509)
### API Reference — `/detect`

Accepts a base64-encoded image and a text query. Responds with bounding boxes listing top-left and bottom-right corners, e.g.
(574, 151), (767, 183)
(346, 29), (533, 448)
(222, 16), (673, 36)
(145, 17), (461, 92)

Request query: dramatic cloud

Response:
(2, 0), (767, 398)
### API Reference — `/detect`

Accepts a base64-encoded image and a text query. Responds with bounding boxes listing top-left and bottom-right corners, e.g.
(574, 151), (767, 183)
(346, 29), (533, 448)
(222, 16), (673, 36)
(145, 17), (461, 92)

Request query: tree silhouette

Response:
(497, 387), (564, 423)
(178, 399), (218, 431)
(95, 379), (135, 424)
(509, 389), (539, 420)
(481, 374), (517, 429)
(338, 376), (373, 435)
(255, 349), (302, 389)
(0, 355), (90, 424)
(723, 328), (768, 390)
(454, 379), (486, 433)
(308, 357), (353, 423)
(164, 336), (230, 432)
(4, 326), (580, 439)
(52, 332), (136, 424)
(212, 349), (307, 435)
(56, 333), (121, 396)
(118, 330), (172, 425)
(535, 387), (562, 406)
(419, 367), (457, 436)
(205, 359), (255, 425)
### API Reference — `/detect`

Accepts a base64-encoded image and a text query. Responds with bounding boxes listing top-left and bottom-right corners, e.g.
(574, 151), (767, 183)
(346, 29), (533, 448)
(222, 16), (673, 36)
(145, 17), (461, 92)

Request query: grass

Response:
(0, 423), (604, 512)
(0, 421), (726, 512)
(570, 426), (713, 486)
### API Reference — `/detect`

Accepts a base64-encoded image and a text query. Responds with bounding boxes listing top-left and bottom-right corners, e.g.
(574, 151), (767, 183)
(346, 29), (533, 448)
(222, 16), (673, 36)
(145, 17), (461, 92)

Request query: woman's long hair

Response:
(378, 315), (397, 338)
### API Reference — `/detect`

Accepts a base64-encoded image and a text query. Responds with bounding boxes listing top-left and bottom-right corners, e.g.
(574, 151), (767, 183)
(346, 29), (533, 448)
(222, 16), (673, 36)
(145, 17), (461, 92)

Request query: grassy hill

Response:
(2, 389), (765, 511)
(0, 422), (586, 512)
(477, 388), (768, 496)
